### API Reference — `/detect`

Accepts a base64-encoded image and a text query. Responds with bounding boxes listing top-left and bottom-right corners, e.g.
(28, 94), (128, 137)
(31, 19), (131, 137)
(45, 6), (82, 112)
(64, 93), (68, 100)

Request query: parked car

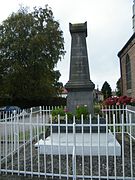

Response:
(0, 106), (21, 113)
(0, 106), (21, 119)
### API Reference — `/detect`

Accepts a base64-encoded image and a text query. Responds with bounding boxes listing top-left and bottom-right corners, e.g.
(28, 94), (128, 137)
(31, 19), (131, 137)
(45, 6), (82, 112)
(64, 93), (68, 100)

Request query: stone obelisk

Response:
(65, 22), (95, 114)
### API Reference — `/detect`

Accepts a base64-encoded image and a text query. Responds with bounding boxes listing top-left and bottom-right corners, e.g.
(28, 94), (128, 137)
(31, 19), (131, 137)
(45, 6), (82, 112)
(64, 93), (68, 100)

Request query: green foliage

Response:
(51, 107), (65, 122)
(52, 107), (65, 117)
(52, 109), (73, 121)
(94, 103), (101, 115)
(51, 105), (90, 122)
(116, 78), (122, 96)
(101, 81), (112, 100)
(66, 112), (73, 120)
(0, 5), (65, 103)
(75, 106), (89, 120)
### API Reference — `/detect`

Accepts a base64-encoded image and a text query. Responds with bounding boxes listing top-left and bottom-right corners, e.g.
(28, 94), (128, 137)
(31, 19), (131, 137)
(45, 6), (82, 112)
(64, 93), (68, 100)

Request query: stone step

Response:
(35, 132), (121, 156)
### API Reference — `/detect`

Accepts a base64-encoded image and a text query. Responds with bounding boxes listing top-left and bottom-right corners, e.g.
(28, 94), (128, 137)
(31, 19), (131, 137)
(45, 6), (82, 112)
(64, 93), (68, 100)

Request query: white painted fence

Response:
(0, 106), (135, 179)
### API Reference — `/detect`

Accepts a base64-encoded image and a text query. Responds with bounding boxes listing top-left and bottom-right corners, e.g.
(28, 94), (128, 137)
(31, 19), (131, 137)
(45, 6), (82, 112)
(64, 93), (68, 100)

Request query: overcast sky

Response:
(0, 0), (133, 90)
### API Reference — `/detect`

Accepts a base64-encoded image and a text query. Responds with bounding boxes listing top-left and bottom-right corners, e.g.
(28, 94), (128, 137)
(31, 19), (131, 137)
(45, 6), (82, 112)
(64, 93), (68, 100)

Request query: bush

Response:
(52, 106), (90, 122)
(75, 105), (89, 120)
(51, 107), (65, 123)
(66, 112), (73, 120)
(94, 103), (102, 116)
(51, 107), (73, 122)
(52, 107), (65, 116)
(103, 96), (135, 106)
(51, 105), (90, 123)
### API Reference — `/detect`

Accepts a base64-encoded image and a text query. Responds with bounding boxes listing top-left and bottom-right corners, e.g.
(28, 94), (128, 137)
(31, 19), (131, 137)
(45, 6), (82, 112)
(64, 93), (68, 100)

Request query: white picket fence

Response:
(0, 106), (135, 179)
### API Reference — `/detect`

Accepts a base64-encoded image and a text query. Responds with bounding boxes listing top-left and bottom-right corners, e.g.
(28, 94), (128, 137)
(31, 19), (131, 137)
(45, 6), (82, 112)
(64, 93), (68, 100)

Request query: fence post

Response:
(30, 108), (33, 177)
(89, 114), (93, 178)
(81, 114), (84, 179)
(72, 116), (76, 180)
(58, 115), (61, 179)
(13, 110), (17, 151)
(122, 114), (125, 179)
(125, 106), (128, 132)
(5, 114), (7, 174)
(113, 114), (117, 178)
(98, 115), (101, 179)
(65, 114), (69, 179)
(105, 113), (109, 179)
(129, 113), (133, 178)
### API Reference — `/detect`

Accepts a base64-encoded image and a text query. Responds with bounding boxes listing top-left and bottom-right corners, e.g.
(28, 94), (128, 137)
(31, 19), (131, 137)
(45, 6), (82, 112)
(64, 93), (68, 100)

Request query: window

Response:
(125, 54), (132, 90)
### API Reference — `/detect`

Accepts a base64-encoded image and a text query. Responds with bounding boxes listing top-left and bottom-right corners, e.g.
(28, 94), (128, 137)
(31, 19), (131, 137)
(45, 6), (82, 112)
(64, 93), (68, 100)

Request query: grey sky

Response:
(0, 0), (133, 90)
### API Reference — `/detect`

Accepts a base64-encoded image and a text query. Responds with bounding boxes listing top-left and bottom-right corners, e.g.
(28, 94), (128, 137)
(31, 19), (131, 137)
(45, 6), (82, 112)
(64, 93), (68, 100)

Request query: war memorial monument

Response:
(35, 22), (121, 156)
(65, 22), (95, 114)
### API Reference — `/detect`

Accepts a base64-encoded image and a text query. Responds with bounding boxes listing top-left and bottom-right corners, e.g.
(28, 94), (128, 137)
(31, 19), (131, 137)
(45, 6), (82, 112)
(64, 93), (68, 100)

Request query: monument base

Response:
(35, 132), (121, 156)
(66, 90), (94, 114)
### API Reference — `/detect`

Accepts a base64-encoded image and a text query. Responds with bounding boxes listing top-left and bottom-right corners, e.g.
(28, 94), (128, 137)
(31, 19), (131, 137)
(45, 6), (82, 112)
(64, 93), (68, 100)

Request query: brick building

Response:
(118, 33), (135, 97)
(118, 1), (135, 98)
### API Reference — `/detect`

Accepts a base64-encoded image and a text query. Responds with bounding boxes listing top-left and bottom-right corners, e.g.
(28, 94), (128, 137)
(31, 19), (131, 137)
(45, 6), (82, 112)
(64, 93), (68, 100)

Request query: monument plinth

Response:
(65, 22), (95, 114)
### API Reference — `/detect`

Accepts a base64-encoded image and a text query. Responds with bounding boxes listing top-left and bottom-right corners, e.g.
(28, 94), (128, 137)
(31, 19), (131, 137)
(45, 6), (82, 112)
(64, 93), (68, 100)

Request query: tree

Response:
(116, 78), (122, 96)
(0, 5), (65, 103)
(101, 81), (112, 99)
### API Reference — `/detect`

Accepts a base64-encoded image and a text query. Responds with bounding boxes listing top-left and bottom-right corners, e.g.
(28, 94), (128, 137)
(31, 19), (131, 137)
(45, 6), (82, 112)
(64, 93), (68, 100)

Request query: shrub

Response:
(75, 105), (89, 120)
(51, 107), (73, 122)
(94, 104), (102, 116)
(66, 112), (73, 120)
(103, 95), (135, 106)
(52, 107), (65, 117)
(51, 105), (90, 122)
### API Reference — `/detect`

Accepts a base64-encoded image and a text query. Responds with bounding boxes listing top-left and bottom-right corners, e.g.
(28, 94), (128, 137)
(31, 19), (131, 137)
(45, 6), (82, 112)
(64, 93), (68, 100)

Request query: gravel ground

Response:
(0, 174), (49, 180)
(1, 133), (135, 180)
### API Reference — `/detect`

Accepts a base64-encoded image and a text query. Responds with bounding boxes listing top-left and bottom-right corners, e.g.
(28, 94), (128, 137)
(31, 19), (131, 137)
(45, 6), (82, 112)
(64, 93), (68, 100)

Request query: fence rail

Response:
(0, 106), (135, 179)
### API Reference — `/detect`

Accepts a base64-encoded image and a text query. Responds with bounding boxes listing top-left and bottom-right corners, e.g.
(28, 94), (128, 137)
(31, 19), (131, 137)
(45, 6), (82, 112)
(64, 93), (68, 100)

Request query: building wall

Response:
(119, 35), (135, 98)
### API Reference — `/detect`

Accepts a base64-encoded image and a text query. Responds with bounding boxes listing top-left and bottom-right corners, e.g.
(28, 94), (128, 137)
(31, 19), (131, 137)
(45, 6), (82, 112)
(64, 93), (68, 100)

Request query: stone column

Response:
(65, 22), (95, 114)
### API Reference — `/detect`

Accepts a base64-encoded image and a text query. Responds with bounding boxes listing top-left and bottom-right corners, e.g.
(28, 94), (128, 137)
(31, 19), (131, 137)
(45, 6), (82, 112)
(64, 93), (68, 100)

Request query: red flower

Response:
(103, 95), (134, 106)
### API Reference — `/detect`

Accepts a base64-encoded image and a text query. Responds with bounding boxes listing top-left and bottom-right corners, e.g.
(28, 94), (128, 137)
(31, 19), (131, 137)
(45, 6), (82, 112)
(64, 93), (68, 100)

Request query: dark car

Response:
(0, 106), (21, 119)
(1, 106), (21, 113)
